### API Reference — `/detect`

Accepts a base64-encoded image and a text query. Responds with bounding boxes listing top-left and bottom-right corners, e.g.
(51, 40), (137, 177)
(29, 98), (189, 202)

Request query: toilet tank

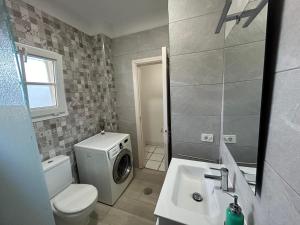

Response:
(42, 155), (73, 199)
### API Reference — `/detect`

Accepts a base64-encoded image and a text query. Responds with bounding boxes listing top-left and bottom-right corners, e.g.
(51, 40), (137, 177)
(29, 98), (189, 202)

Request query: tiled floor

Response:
(88, 168), (165, 225)
(144, 145), (165, 171)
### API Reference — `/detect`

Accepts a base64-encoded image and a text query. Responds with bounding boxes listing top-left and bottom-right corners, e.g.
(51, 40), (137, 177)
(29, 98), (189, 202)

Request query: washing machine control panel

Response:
(122, 138), (130, 149)
(108, 145), (120, 159)
(108, 136), (131, 160)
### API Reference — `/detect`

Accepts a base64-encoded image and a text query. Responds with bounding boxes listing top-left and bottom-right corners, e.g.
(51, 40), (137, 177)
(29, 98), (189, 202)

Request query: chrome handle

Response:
(204, 174), (221, 180)
(209, 167), (221, 171)
(205, 167), (229, 191)
(221, 168), (229, 192)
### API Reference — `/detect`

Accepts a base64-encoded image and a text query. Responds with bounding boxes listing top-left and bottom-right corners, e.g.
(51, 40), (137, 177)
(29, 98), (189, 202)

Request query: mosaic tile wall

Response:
(5, 0), (117, 179)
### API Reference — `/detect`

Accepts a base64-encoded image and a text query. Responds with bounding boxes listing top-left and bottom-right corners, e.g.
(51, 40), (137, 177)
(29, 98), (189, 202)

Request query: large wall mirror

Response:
(223, 0), (268, 192)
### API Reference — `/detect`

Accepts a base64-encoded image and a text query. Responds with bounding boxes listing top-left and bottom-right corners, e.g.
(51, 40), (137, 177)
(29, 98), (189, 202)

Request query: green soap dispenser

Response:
(225, 195), (244, 225)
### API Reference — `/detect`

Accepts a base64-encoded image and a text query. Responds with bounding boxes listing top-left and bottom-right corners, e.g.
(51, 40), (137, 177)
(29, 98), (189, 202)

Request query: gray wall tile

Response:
(168, 0), (224, 159)
(114, 73), (134, 93)
(169, 13), (224, 56)
(168, 0), (225, 22)
(224, 41), (265, 83)
(225, 145), (258, 165)
(112, 54), (135, 74)
(136, 26), (169, 53)
(118, 120), (136, 137)
(268, 69), (300, 116)
(115, 90), (135, 108)
(134, 49), (164, 60)
(170, 50), (223, 86)
(116, 106), (136, 123)
(265, 69), (300, 194)
(112, 34), (139, 57)
(112, 26), (169, 57)
(172, 115), (220, 144)
(173, 141), (220, 162)
(276, 0), (300, 72)
(224, 80), (262, 116)
(223, 115), (260, 147)
(258, 162), (300, 225)
(171, 84), (222, 116)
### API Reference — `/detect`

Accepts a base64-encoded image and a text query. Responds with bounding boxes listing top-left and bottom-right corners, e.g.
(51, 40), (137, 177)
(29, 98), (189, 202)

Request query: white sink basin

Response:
(172, 164), (219, 216)
(155, 158), (234, 225)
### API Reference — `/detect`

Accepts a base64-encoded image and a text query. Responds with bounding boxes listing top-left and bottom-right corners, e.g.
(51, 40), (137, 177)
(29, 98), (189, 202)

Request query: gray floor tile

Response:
(115, 196), (156, 221)
(159, 163), (166, 172)
(101, 208), (153, 225)
(145, 160), (161, 170)
(90, 169), (165, 225)
(149, 153), (164, 162)
(154, 147), (165, 154)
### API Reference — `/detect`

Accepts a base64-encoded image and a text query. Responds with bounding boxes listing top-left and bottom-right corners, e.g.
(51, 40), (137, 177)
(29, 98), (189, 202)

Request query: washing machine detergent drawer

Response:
(108, 145), (120, 159)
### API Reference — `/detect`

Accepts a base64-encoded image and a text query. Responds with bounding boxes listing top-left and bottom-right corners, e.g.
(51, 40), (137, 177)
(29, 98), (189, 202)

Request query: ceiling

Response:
(23, 0), (168, 38)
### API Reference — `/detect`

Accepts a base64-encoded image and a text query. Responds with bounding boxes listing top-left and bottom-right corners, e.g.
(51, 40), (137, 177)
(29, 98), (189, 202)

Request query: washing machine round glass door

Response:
(113, 148), (132, 184)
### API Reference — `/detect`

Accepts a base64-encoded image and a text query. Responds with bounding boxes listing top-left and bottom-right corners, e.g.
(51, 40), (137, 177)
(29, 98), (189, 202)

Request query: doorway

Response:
(132, 47), (169, 171)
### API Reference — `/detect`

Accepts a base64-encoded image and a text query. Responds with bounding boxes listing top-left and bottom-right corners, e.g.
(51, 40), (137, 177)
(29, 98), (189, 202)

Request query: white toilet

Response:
(42, 155), (98, 225)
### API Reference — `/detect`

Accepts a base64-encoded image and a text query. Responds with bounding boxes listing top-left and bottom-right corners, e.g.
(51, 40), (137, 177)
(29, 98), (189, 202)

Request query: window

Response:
(16, 43), (68, 121)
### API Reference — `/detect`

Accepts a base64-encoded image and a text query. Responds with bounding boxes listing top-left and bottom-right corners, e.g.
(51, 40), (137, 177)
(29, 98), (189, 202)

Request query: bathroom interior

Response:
(0, 0), (299, 225)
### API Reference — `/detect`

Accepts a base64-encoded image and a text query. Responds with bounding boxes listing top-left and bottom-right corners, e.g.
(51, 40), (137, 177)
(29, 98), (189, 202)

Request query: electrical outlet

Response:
(49, 149), (56, 158)
(224, 135), (237, 144)
(201, 133), (214, 143)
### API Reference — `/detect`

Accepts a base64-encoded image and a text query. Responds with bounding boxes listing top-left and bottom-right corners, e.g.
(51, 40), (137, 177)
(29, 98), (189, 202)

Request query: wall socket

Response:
(49, 149), (56, 158)
(201, 133), (214, 143)
(224, 135), (237, 144)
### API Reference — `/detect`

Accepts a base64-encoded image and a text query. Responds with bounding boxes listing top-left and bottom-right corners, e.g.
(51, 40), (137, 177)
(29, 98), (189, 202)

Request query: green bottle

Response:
(225, 195), (244, 225)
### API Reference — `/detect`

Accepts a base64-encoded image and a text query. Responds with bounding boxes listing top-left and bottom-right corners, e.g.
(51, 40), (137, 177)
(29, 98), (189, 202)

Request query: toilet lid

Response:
(53, 184), (98, 214)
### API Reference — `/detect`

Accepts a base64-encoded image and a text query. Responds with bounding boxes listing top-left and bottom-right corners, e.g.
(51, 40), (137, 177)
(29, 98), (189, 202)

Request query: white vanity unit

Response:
(154, 158), (246, 225)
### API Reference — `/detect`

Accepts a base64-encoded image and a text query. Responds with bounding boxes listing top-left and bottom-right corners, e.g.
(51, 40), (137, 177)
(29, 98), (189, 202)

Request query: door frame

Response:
(132, 55), (166, 168)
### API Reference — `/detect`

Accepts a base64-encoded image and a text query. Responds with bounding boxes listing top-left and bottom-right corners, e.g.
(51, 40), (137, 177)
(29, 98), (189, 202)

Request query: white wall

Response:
(140, 63), (164, 146)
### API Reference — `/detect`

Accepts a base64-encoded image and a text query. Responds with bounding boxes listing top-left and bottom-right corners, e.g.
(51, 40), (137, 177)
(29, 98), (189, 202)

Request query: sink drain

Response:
(192, 192), (203, 202)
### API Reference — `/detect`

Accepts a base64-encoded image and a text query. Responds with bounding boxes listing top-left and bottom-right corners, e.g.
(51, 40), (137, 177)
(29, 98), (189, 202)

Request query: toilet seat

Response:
(52, 184), (98, 214)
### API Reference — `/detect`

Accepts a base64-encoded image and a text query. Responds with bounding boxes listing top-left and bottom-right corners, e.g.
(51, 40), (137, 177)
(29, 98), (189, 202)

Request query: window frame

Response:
(16, 43), (68, 122)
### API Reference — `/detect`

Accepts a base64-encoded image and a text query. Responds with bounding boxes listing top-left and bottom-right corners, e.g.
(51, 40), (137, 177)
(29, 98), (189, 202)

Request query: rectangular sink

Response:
(155, 158), (234, 225)
(172, 165), (219, 216)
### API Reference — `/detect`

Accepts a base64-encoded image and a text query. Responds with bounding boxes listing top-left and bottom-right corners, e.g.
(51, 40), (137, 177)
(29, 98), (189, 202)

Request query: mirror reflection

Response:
(223, 0), (268, 191)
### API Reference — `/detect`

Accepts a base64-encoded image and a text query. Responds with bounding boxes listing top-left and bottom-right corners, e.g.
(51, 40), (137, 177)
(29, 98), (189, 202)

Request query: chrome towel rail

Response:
(215, 0), (268, 33)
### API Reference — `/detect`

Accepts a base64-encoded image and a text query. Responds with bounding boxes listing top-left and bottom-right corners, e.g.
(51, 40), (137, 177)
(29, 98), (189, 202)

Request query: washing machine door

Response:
(113, 148), (132, 184)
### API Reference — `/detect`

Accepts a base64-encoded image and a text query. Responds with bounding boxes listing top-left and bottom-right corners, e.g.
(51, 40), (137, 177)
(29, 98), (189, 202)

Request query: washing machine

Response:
(74, 132), (133, 205)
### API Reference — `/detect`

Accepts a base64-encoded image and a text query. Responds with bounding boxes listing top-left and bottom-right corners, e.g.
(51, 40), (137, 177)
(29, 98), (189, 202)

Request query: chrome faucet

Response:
(204, 167), (229, 191)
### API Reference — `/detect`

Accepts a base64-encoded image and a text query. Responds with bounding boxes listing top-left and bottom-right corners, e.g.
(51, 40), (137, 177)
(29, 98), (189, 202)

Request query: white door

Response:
(162, 47), (169, 170)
